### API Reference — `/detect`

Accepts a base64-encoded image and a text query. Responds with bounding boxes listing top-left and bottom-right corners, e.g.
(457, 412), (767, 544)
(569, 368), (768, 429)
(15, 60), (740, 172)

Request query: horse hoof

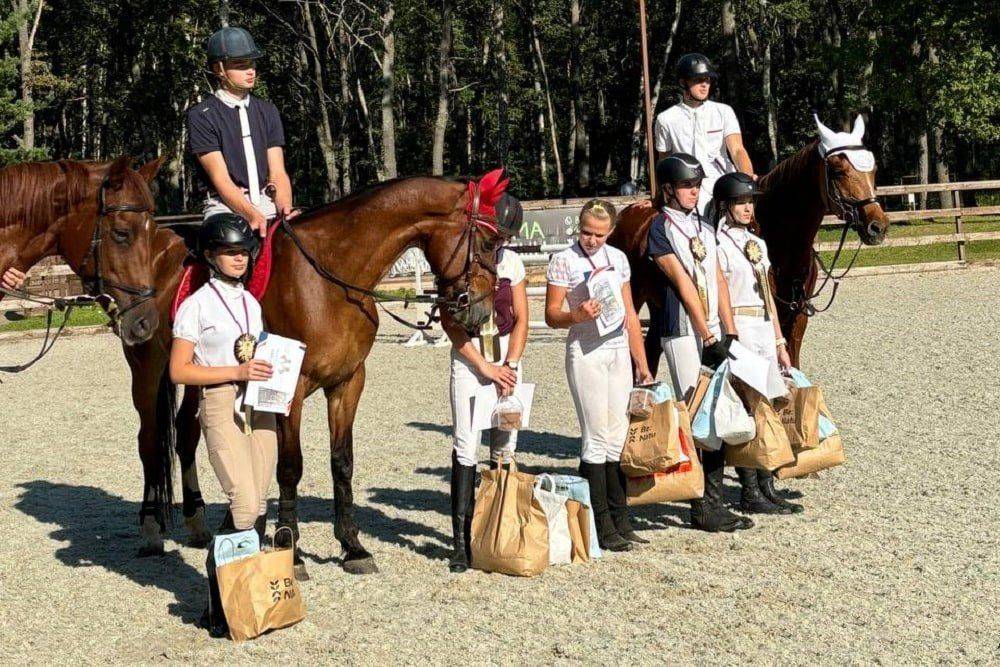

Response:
(294, 564), (311, 582)
(342, 556), (379, 575)
(136, 543), (165, 558)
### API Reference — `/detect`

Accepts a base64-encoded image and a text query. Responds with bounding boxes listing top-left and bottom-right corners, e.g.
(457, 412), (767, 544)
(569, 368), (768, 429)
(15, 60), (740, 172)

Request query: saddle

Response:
(170, 218), (280, 321)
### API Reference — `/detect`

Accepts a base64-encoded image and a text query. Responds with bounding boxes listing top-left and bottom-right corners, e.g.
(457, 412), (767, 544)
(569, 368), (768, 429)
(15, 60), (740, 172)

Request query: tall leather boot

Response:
(690, 449), (754, 532)
(449, 451), (477, 573)
(737, 467), (792, 514)
(607, 463), (649, 544)
(254, 514), (269, 547)
(201, 511), (236, 638)
(580, 461), (631, 552)
(758, 471), (804, 513)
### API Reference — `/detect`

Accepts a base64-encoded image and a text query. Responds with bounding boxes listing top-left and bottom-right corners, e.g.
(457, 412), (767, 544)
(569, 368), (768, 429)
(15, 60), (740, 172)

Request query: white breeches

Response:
(449, 345), (520, 467)
(566, 344), (633, 464)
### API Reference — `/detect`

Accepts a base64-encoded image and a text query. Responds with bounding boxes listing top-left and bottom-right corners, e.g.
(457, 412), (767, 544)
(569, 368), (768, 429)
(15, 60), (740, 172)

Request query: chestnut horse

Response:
(611, 118), (890, 367)
(4, 167), (502, 573)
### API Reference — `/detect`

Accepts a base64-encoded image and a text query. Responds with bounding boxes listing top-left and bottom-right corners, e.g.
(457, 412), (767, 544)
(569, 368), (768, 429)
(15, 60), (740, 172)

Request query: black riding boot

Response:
(737, 467), (792, 515)
(580, 461), (632, 552)
(607, 463), (648, 544)
(690, 450), (754, 532)
(758, 471), (804, 513)
(254, 514), (269, 547)
(201, 511), (237, 639)
(449, 451), (477, 573)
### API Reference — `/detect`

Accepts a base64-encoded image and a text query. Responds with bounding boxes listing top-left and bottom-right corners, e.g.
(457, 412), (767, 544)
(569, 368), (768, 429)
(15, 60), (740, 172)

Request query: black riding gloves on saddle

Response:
(701, 340), (732, 370)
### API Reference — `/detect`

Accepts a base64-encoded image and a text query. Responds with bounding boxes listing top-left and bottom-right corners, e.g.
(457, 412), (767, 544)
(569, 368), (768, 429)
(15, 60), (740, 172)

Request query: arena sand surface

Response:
(0, 267), (997, 665)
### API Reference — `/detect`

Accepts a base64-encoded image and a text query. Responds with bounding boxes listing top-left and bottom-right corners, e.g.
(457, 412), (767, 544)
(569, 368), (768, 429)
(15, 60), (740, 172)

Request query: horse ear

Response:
(851, 115), (866, 141)
(105, 155), (133, 189)
(137, 156), (166, 184)
(813, 113), (838, 149)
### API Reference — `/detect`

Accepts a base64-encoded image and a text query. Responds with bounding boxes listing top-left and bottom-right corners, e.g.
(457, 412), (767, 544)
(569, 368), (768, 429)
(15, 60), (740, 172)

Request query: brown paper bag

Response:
(216, 538), (305, 643)
(627, 414), (704, 505)
(620, 400), (682, 477)
(776, 386), (822, 451)
(776, 433), (846, 479)
(565, 499), (591, 564)
(470, 460), (549, 577)
(725, 390), (796, 471)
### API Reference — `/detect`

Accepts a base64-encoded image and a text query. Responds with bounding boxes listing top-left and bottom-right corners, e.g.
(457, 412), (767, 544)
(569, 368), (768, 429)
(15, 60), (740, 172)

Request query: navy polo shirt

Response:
(646, 213), (683, 338)
(187, 94), (285, 194)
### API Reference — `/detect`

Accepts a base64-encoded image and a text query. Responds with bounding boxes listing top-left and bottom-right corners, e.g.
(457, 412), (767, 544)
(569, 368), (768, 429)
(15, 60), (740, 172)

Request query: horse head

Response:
(815, 114), (890, 245)
(59, 156), (165, 346)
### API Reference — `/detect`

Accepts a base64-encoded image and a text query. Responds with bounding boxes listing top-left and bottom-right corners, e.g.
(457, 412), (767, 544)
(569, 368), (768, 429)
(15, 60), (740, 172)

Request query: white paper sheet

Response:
(244, 333), (307, 415)
(587, 267), (625, 337)
(727, 339), (787, 400)
(471, 382), (536, 432)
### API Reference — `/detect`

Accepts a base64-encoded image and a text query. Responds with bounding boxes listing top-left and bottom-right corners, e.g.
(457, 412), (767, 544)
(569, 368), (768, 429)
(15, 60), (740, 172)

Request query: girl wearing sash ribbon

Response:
(713, 173), (803, 514)
(440, 195), (527, 573)
(187, 27), (296, 236)
(646, 154), (754, 534)
(169, 213), (277, 636)
(545, 200), (654, 552)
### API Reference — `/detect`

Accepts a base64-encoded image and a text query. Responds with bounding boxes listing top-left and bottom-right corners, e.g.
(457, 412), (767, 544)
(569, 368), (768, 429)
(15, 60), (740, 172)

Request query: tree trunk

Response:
(629, 0), (683, 181)
(528, 1), (564, 194)
(300, 1), (340, 198)
(218, 0), (229, 27)
(336, 23), (353, 194)
(531, 55), (548, 193)
(762, 35), (778, 167)
(569, 0), (589, 190)
(721, 1), (737, 102)
(380, 4), (398, 179)
(491, 0), (509, 166)
(356, 75), (384, 182)
(916, 131), (929, 210)
(17, 0), (44, 151)
(927, 45), (954, 209)
(431, 0), (453, 175)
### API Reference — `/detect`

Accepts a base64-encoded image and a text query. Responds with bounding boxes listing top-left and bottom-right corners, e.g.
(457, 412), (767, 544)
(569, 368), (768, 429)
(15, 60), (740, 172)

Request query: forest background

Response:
(1, 0), (997, 212)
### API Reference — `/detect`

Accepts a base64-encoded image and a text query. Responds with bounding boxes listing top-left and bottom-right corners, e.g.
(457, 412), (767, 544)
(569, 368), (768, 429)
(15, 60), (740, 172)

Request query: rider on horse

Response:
(187, 27), (296, 236)
(653, 53), (756, 215)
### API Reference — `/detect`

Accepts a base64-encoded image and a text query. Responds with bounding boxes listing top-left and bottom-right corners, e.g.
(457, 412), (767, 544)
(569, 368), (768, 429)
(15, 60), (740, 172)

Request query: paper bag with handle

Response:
(776, 385), (822, 451)
(620, 399), (682, 477)
(216, 526), (306, 643)
(565, 499), (592, 564)
(724, 388), (796, 471)
(627, 404), (705, 505)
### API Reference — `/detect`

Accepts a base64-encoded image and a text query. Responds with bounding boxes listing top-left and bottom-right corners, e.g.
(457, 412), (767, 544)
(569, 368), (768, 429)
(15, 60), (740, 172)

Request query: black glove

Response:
(701, 340), (732, 370)
(723, 333), (739, 351)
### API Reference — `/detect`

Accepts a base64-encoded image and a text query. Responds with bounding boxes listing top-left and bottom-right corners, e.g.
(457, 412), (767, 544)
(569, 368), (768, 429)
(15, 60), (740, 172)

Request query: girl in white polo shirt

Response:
(545, 199), (653, 552)
(713, 172), (803, 515)
(169, 213), (276, 637)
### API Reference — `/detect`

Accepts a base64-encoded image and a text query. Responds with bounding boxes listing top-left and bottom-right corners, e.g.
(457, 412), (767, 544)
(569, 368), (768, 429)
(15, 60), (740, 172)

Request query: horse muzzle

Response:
(114, 301), (159, 346)
(857, 203), (889, 246)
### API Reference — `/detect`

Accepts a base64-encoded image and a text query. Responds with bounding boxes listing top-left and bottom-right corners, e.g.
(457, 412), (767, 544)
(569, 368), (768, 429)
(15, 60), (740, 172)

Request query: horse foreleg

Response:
(327, 365), (377, 575)
(275, 386), (308, 580)
(132, 365), (172, 557)
(788, 312), (809, 368)
(175, 385), (211, 548)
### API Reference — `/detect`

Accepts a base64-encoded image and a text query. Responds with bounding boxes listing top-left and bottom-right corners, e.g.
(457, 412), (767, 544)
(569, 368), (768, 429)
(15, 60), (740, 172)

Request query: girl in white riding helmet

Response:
(712, 172), (803, 515)
(545, 199), (654, 552)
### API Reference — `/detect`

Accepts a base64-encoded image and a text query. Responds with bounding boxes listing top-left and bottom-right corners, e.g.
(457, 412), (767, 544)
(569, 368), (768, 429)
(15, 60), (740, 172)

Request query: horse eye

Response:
(112, 229), (130, 244)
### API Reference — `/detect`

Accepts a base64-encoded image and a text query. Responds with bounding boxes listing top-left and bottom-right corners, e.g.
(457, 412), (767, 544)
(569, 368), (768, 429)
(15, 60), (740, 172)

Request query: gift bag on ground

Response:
(691, 363), (728, 451)
(620, 400), (682, 477)
(714, 368), (756, 445)
(552, 474), (602, 559)
(627, 408), (704, 505)
(724, 389), (795, 471)
(565, 499), (592, 563)
(789, 368), (839, 439)
(776, 385), (822, 451)
(470, 460), (549, 577)
(216, 527), (305, 643)
(533, 474), (572, 566)
(776, 433), (846, 479)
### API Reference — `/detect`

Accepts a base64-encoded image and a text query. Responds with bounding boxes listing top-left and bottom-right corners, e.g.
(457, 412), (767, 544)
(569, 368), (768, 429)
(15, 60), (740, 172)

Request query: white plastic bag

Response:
(533, 474), (572, 566)
(714, 369), (756, 445)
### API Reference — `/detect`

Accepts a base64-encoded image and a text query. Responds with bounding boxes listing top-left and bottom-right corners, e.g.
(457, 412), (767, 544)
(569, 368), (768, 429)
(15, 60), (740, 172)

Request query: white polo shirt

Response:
(546, 242), (631, 352)
(173, 278), (265, 368)
(654, 100), (742, 214)
(717, 219), (771, 309)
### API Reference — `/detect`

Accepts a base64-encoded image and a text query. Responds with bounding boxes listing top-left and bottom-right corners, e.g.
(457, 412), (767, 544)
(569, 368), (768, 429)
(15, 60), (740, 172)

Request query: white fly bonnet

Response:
(815, 114), (875, 172)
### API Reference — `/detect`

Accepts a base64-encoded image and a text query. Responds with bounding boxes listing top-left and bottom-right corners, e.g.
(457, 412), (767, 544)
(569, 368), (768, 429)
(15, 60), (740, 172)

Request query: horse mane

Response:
(295, 175), (472, 224)
(0, 160), (94, 233)
(759, 139), (821, 195)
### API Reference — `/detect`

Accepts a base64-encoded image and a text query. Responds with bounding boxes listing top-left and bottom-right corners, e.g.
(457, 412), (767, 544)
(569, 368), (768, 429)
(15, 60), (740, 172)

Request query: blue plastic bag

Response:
(691, 362), (728, 451)
(788, 368), (838, 439)
(650, 382), (674, 404)
(213, 528), (260, 567)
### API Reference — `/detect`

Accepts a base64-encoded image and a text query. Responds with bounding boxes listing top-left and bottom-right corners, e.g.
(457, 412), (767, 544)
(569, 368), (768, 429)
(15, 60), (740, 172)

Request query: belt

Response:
(733, 306), (766, 318)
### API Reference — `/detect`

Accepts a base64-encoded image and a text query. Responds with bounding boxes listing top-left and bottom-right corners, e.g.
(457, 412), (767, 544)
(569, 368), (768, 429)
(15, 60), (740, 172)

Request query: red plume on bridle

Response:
(466, 168), (509, 220)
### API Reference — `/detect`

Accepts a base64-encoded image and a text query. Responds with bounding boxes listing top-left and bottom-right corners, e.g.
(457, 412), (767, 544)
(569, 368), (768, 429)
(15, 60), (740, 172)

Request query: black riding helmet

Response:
(198, 213), (260, 262)
(713, 172), (760, 203)
(206, 26), (263, 65)
(676, 53), (718, 84)
(493, 193), (523, 238)
(656, 153), (705, 186)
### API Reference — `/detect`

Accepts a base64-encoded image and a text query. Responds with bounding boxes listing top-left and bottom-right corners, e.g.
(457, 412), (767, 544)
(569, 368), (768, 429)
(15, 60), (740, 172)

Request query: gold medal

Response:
(234, 333), (259, 364)
(690, 237), (707, 262)
(744, 240), (763, 265)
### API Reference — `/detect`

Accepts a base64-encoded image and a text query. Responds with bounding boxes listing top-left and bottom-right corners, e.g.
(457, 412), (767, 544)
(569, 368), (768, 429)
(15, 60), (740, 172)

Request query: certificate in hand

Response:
(587, 267), (625, 337)
(244, 333), (307, 415)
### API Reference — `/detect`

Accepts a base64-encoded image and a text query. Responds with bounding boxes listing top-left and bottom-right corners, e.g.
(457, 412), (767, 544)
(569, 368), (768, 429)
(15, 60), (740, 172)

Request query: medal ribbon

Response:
(209, 282), (251, 336)
(668, 219), (710, 319)
(721, 226), (773, 322)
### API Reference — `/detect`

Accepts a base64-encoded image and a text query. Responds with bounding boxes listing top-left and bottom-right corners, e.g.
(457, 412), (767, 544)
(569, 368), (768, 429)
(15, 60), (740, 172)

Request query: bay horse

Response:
(610, 114), (891, 367)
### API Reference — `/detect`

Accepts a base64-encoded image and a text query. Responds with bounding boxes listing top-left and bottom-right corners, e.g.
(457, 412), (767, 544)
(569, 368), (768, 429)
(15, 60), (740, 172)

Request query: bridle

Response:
(78, 178), (158, 326)
(280, 181), (503, 331)
(0, 177), (158, 374)
(774, 144), (880, 317)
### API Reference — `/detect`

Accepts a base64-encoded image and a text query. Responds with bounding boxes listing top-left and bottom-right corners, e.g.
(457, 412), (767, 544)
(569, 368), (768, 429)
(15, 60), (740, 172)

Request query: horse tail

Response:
(153, 368), (177, 525)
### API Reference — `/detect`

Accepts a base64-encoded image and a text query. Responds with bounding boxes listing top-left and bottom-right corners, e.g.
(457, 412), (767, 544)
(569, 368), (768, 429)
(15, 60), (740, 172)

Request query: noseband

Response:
(78, 179), (157, 325)
(435, 186), (502, 318)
